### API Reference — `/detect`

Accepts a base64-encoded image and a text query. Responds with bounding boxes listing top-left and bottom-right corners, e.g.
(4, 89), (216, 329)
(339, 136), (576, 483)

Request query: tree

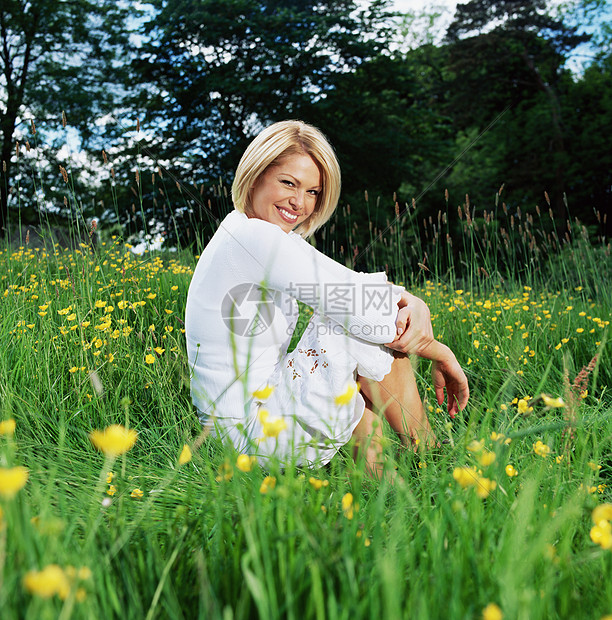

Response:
(0, 0), (134, 236)
(127, 0), (395, 244)
(443, 0), (589, 216)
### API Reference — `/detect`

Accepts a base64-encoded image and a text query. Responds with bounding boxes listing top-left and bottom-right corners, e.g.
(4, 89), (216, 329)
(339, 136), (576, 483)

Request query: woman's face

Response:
(249, 152), (322, 233)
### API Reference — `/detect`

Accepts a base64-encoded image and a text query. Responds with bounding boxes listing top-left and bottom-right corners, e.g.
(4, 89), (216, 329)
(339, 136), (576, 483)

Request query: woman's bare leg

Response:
(351, 394), (385, 479)
(357, 351), (435, 450)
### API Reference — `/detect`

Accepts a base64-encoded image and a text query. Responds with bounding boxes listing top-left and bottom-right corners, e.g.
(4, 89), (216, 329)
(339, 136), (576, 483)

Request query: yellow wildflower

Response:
(107, 485), (117, 496)
(260, 475), (276, 494)
(258, 409), (287, 438)
(517, 398), (532, 414)
(76, 587), (87, 602)
(0, 466), (29, 498)
(106, 471), (114, 484)
(478, 450), (496, 467)
(130, 488), (143, 499)
(592, 504), (612, 524)
(555, 455), (564, 464)
(94, 300), (106, 308)
(236, 454), (257, 472)
(89, 424), (137, 456)
(23, 564), (70, 599)
(541, 394), (565, 408)
(475, 477), (497, 499)
(482, 603), (503, 620)
(590, 520), (612, 550)
(178, 444), (192, 465)
(453, 466), (480, 488)
(252, 385), (275, 400)
(216, 460), (233, 482)
(0, 418), (16, 436)
(309, 477), (330, 490)
(342, 492), (354, 519)
(335, 382), (358, 406)
(588, 461), (602, 471)
(145, 354), (155, 364)
(505, 464), (518, 477)
(533, 440), (551, 458)
(466, 439), (484, 452)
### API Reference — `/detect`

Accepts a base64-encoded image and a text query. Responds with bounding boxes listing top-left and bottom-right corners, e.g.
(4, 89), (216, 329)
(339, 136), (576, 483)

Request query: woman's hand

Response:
(385, 292), (434, 355)
(431, 351), (469, 418)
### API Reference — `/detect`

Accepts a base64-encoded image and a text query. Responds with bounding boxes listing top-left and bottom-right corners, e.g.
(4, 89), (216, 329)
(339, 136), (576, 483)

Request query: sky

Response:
(388, 0), (610, 72)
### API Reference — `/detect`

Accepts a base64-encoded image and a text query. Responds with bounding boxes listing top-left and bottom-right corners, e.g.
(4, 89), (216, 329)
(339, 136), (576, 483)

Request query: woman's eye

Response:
(281, 179), (294, 187)
(308, 190), (320, 196)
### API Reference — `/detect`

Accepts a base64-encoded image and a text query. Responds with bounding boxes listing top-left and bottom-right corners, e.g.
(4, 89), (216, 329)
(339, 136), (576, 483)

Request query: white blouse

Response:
(185, 210), (404, 463)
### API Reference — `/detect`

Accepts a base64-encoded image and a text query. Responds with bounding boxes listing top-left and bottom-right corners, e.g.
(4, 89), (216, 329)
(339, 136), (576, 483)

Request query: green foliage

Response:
(0, 0), (135, 234)
(0, 227), (610, 618)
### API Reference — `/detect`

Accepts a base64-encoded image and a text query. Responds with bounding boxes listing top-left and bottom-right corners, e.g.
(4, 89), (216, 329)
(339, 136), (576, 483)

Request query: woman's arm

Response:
(387, 334), (470, 417)
(228, 217), (404, 344)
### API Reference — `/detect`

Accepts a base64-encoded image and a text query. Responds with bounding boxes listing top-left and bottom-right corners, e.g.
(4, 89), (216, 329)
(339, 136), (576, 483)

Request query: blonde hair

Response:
(232, 120), (341, 238)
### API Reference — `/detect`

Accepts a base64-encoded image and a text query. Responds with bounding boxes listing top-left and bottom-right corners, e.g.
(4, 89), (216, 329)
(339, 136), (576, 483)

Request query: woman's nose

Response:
(288, 191), (303, 209)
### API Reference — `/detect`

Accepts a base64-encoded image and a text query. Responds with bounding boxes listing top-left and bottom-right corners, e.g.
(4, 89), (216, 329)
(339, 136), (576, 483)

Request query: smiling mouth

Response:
(276, 207), (298, 223)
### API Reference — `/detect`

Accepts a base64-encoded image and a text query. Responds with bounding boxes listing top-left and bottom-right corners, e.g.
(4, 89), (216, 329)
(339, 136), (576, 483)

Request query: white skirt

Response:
(211, 313), (395, 467)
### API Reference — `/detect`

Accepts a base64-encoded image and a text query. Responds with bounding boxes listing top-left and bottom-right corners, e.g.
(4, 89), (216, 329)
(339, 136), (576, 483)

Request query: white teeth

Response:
(278, 207), (297, 221)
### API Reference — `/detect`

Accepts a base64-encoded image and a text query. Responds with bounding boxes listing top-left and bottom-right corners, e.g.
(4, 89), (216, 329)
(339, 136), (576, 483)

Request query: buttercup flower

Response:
(252, 385), (275, 400)
(533, 440), (551, 458)
(505, 464), (518, 477)
(475, 477), (497, 499)
(23, 564), (70, 599)
(89, 424), (137, 456)
(309, 477), (330, 490)
(0, 418), (16, 436)
(130, 488), (143, 499)
(0, 466), (29, 498)
(106, 472), (114, 484)
(259, 409), (287, 438)
(590, 520), (612, 550)
(592, 504), (612, 525)
(260, 476), (276, 494)
(342, 492), (354, 519)
(482, 603), (503, 620)
(517, 398), (533, 414)
(467, 439), (484, 452)
(478, 450), (496, 466)
(453, 466), (480, 488)
(236, 454), (257, 472)
(541, 394), (565, 408)
(178, 444), (192, 465)
(335, 382), (358, 406)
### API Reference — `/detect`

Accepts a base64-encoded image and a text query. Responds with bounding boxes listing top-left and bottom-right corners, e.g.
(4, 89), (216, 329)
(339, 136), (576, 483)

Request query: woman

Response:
(185, 120), (468, 477)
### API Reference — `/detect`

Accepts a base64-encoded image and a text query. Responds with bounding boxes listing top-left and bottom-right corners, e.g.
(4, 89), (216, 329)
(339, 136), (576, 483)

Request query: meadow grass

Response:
(0, 200), (610, 619)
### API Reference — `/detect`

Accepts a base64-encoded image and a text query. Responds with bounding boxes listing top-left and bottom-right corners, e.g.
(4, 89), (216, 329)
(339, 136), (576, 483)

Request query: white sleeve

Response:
(224, 217), (403, 344)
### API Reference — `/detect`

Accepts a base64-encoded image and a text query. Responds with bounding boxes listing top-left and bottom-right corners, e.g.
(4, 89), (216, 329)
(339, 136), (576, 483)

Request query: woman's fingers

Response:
(389, 296), (434, 354)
